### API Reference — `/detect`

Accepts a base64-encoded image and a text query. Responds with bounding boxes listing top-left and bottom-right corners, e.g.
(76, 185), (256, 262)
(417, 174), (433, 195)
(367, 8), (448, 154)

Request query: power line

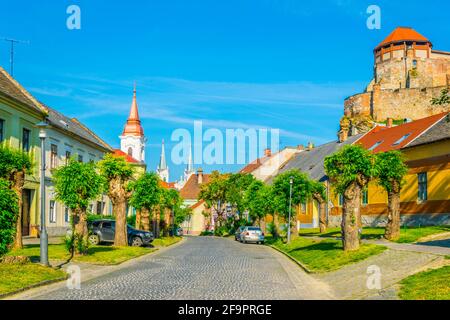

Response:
(1, 37), (29, 77)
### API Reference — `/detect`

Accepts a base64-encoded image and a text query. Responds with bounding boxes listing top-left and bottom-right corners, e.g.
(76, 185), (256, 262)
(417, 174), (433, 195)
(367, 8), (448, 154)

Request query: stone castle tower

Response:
(340, 27), (450, 139)
(120, 85), (146, 163)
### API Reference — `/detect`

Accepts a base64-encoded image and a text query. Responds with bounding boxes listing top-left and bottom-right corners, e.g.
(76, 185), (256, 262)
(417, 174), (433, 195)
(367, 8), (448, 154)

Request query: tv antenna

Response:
(1, 37), (29, 77)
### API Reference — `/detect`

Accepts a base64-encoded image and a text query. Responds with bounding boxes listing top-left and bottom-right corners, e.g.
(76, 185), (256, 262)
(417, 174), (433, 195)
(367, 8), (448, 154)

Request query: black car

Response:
(88, 220), (154, 247)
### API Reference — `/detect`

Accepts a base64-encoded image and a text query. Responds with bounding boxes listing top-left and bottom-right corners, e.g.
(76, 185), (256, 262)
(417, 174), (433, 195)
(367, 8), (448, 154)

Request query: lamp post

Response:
(36, 121), (49, 266)
(288, 176), (294, 244)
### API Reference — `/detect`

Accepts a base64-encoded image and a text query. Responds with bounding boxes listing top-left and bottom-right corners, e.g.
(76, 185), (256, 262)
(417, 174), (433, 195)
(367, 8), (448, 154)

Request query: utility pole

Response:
(2, 38), (29, 77)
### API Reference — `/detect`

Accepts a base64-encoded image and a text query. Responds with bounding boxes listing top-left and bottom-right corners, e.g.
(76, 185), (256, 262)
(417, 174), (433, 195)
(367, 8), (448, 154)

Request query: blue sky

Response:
(1, 0), (449, 181)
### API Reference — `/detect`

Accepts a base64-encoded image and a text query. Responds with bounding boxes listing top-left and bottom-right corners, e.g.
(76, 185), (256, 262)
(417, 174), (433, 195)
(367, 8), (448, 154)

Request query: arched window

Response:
(128, 147), (133, 156)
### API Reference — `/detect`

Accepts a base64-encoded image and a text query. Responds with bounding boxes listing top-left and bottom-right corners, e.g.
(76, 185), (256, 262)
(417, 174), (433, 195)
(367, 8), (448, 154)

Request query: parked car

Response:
(87, 220), (154, 247)
(235, 226), (246, 241)
(240, 226), (265, 244)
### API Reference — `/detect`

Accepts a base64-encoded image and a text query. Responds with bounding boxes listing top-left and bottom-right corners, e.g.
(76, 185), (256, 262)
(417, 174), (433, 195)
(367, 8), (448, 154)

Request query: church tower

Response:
(157, 140), (169, 182)
(120, 84), (146, 163)
(183, 145), (195, 182)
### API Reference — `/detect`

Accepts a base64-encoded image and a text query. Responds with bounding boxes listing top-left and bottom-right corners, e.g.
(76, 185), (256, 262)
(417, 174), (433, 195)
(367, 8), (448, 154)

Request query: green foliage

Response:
(272, 169), (314, 218)
(399, 266), (450, 300)
(310, 180), (326, 201)
(225, 173), (256, 216)
(0, 179), (18, 257)
(431, 88), (450, 105)
(375, 151), (408, 193)
(324, 145), (376, 194)
(130, 172), (162, 212)
(52, 158), (103, 211)
(214, 226), (229, 237)
(244, 180), (275, 223)
(199, 170), (229, 215)
(98, 153), (134, 181)
(0, 145), (34, 178)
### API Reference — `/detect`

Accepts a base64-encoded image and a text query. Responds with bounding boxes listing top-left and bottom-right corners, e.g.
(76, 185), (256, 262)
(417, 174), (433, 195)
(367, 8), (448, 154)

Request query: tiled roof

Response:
(355, 113), (448, 153)
(240, 159), (263, 174)
(190, 200), (205, 210)
(45, 106), (112, 152)
(160, 180), (176, 189)
(0, 67), (46, 114)
(267, 135), (362, 184)
(406, 113), (450, 148)
(113, 149), (140, 163)
(376, 27), (430, 49)
(180, 173), (211, 200)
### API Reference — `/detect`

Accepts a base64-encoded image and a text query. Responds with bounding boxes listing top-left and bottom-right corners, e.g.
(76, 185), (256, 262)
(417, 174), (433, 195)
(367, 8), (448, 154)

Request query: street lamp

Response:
(36, 121), (49, 266)
(288, 176), (294, 244)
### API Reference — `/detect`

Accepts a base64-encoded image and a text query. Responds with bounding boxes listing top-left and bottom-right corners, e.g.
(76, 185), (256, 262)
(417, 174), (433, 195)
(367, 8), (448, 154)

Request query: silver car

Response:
(240, 226), (265, 244)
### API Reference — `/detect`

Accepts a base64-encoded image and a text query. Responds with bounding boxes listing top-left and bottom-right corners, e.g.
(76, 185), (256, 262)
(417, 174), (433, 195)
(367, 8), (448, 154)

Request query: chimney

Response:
(339, 130), (348, 143)
(387, 118), (393, 128)
(307, 142), (315, 150)
(197, 168), (203, 184)
(297, 144), (305, 151)
(264, 148), (272, 157)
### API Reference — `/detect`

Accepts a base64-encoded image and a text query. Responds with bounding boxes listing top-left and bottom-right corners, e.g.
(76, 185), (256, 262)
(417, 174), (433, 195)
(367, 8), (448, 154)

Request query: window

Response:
(0, 119), (4, 142)
(96, 201), (105, 215)
(78, 154), (83, 162)
(22, 128), (31, 152)
(89, 204), (93, 214)
(65, 151), (71, 165)
(300, 202), (306, 213)
(102, 222), (113, 229)
(128, 147), (133, 156)
(369, 141), (383, 151)
(393, 133), (411, 146)
(418, 173), (428, 202)
(50, 144), (58, 169)
(413, 60), (417, 68)
(64, 207), (70, 223)
(49, 201), (56, 223)
(338, 194), (344, 207)
(362, 189), (369, 206)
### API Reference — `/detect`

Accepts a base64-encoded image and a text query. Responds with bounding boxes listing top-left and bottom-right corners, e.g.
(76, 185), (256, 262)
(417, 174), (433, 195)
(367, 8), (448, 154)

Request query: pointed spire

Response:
(159, 139), (167, 170)
(186, 146), (194, 173)
(122, 83), (144, 136)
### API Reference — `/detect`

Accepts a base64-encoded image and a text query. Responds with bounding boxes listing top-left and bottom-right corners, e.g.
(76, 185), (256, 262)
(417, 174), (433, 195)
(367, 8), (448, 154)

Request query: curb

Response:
(0, 274), (69, 300)
(268, 244), (313, 274)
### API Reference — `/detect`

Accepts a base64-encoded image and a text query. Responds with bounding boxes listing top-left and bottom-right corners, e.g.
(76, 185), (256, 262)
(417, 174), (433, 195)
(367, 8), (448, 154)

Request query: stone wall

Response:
(328, 213), (450, 228)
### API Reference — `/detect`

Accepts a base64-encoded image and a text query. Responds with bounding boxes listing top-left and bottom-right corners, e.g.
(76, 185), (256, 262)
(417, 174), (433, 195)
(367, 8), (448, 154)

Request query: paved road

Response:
(27, 237), (333, 300)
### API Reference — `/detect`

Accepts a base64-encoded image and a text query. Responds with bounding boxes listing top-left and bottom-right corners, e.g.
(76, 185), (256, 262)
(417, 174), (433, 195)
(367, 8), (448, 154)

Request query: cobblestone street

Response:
(26, 237), (333, 300)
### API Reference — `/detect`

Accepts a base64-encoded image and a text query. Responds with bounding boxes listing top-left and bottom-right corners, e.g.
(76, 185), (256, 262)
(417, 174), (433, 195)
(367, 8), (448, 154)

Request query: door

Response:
(101, 221), (115, 242)
(22, 189), (32, 236)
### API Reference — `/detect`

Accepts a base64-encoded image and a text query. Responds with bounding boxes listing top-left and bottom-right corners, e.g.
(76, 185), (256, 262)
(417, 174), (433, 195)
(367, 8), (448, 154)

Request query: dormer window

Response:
(369, 141), (384, 151)
(393, 134), (411, 146)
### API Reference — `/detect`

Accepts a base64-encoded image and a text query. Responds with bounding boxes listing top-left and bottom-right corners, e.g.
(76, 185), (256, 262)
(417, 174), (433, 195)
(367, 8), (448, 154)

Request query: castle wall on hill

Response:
(344, 85), (450, 122)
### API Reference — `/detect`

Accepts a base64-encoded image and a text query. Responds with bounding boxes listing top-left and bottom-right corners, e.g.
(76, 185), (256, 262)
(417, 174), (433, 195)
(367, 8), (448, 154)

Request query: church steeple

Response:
(122, 83), (144, 137)
(120, 83), (146, 163)
(157, 140), (169, 182)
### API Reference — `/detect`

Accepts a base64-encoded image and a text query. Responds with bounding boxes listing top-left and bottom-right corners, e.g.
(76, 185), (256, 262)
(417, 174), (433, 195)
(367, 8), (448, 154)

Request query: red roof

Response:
(376, 27), (430, 49)
(113, 149), (140, 163)
(240, 158), (263, 174)
(122, 87), (144, 137)
(180, 173), (211, 200)
(160, 181), (176, 189)
(355, 113), (449, 153)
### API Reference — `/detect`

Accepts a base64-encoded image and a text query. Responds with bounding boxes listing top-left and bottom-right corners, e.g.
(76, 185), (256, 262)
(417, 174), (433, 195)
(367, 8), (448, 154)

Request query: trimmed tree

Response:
(375, 151), (408, 241)
(53, 158), (102, 255)
(0, 179), (19, 257)
(99, 154), (134, 247)
(129, 172), (162, 232)
(325, 145), (376, 251)
(0, 145), (33, 250)
(199, 171), (229, 228)
(160, 188), (183, 236)
(244, 180), (274, 232)
(272, 169), (314, 242)
(226, 173), (256, 221)
(311, 180), (327, 233)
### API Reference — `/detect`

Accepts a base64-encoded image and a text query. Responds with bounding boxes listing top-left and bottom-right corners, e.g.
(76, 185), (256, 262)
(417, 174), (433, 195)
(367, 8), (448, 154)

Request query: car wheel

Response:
(88, 234), (100, 246)
(131, 236), (143, 247)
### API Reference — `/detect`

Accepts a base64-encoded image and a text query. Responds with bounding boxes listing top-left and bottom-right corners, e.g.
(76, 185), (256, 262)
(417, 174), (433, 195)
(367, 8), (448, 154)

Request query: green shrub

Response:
(127, 214), (136, 227)
(87, 214), (115, 223)
(200, 231), (214, 236)
(0, 179), (18, 257)
(214, 226), (229, 237)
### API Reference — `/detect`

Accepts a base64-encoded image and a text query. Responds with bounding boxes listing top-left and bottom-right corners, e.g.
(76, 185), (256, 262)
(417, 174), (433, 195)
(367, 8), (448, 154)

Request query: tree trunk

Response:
(318, 200), (327, 234)
(73, 207), (89, 255)
(141, 208), (150, 231)
(114, 200), (128, 246)
(11, 171), (25, 250)
(156, 211), (161, 238)
(342, 182), (361, 251)
(135, 209), (142, 230)
(272, 214), (280, 238)
(385, 187), (401, 241)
